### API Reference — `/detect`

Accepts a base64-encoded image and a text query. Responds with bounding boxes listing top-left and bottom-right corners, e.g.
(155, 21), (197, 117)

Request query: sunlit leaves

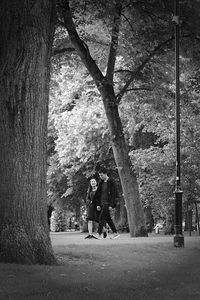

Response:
(48, 0), (200, 222)
(49, 62), (110, 181)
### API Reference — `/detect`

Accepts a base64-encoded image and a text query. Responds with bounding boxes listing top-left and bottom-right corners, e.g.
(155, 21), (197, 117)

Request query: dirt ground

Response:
(0, 231), (200, 300)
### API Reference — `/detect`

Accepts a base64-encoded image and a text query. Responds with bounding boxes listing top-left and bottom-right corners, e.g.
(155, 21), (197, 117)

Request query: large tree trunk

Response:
(0, 0), (56, 264)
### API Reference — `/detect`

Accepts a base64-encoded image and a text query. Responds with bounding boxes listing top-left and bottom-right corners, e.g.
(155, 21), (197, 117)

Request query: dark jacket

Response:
(85, 188), (100, 222)
(85, 188), (99, 207)
(95, 178), (118, 208)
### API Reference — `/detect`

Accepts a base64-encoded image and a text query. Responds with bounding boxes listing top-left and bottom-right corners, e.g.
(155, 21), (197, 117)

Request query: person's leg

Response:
(88, 220), (93, 235)
(106, 212), (117, 233)
(85, 219), (93, 239)
(97, 205), (108, 236)
(85, 204), (94, 239)
(87, 220), (98, 239)
(103, 225), (108, 238)
(106, 211), (120, 239)
(106, 213), (120, 239)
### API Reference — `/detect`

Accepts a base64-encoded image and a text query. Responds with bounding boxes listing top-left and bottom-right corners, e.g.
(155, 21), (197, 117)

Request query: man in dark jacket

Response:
(96, 167), (120, 239)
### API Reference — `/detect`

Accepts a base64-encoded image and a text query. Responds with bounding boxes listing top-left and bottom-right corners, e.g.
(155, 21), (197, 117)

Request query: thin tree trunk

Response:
(194, 202), (200, 236)
(144, 206), (154, 233)
(99, 86), (147, 236)
(0, 0), (56, 264)
(117, 198), (128, 232)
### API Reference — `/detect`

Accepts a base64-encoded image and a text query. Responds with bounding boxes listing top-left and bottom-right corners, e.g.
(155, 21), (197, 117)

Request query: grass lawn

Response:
(0, 232), (200, 300)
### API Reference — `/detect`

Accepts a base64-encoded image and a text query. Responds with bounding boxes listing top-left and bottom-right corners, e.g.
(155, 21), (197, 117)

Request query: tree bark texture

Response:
(0, 0), (56, 264)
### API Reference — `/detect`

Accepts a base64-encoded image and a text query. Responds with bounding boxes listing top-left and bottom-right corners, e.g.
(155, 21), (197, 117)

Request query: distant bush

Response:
(51, 209), (67, 232)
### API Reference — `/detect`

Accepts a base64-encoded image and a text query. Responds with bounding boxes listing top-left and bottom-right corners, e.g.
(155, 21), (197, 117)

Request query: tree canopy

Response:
(48, 0), (200, 234)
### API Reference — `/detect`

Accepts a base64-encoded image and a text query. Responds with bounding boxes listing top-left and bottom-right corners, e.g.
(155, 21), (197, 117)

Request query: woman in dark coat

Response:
(85, 178), (100, 239)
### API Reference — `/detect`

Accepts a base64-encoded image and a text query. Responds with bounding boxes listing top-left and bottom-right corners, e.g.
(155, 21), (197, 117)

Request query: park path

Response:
(51, 231), (200, 300)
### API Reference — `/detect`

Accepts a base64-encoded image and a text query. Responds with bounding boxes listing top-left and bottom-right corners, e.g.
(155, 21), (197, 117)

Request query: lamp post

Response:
(173, 0), (184, 247)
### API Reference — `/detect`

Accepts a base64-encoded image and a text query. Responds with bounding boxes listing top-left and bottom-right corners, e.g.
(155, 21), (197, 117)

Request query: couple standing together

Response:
(85, 167), (120, 240)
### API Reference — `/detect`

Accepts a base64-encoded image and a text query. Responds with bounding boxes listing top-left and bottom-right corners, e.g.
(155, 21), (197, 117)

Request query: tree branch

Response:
(125, 87), (152, 92)
(116, 36), (175, 103)
(61, 0), (105, 90)
(121, 13), (136, 32)
(116, 33), (192, 103)
(52, 47), (75, 56)
(106, 2), (122, 84)
(115, 69), (135, 75)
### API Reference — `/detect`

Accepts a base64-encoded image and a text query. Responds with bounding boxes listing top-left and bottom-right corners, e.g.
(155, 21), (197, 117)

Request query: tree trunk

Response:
(0, 0), (56, 264)
(184, 208), (193, 232)
(117, 199), (128, 232)
(99, 85), (147, 237)
(144, 206), (154, 233)
(62, 1), (147, 237)
(165, 212), (174, 235)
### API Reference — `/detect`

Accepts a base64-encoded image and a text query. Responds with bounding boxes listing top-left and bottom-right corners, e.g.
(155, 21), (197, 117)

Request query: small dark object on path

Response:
(85, 234), (98, 239)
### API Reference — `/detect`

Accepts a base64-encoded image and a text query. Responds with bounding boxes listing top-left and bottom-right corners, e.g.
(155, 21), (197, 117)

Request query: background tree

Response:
(49, 0), (200, 236)
(58, 0), (150, 237)
(0, 0), (56, 264)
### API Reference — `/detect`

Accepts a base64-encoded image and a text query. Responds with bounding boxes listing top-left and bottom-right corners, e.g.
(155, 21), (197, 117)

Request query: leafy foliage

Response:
(47, 0), (200, 227)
